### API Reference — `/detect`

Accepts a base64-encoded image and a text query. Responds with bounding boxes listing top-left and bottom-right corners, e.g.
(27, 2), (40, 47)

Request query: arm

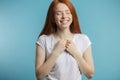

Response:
(35, 45), (59, 80)
(72, 46), (94, 79)
(66, 41), (94, 79)
(35, 39), (66, 80)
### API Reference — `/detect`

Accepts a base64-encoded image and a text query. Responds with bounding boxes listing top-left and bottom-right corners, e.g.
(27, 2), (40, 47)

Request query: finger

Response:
(67, 40), (70, 42)
(65, 46), (69, 51)
(65, 43), (70, 49)
(66, 42), (70, 46)
(66, 40), (71, 45)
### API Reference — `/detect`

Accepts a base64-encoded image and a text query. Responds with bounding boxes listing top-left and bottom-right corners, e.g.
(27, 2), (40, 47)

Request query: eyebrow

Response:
(55, 10), (70, 12)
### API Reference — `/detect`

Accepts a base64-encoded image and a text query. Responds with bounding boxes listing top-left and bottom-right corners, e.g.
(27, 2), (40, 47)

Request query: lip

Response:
(60, 20), (69, 24)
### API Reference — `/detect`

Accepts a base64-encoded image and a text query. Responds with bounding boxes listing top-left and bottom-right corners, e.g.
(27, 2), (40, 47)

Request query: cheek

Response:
(70, 15), (73, 20)
(54, 16), (61, 23)
(54, 18), (60, 27)
(55, 15), (61, 20)
(55, 16), (58, 20)
(54, 18), (59, 24)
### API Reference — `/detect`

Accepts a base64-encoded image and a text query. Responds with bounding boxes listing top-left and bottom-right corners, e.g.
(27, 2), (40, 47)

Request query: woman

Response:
(35, 0), (94, 80)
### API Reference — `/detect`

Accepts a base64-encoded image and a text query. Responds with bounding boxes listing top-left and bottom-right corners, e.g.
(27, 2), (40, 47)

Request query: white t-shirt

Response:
(36, 33), (91, 80)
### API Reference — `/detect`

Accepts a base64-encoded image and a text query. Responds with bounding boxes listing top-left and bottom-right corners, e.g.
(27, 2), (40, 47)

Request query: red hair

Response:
(39, 0), (82, 36)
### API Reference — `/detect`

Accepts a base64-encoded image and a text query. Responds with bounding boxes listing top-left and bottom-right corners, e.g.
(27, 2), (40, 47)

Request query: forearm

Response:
(73, 52), (94, 78)
(36, 51), (59, 79)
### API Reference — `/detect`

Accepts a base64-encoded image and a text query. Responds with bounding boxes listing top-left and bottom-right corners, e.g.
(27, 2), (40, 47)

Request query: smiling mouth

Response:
(60, 20), (69, 24)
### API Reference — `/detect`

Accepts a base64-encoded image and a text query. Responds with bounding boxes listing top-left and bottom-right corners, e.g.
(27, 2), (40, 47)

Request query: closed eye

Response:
(55, 11), (62, 15)
(65, 10), (71, 14)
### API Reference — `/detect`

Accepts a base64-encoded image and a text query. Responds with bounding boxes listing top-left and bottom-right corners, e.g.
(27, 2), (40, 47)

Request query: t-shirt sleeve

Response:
(82, 35), (92, 53)
(36, 35), (46, 50)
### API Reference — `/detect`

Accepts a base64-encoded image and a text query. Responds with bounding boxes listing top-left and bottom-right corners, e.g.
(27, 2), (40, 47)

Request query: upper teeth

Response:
(61, 20), (68, 24)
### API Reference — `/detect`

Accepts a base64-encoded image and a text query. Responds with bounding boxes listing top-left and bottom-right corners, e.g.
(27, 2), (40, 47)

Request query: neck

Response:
(56, 28), (72, 39)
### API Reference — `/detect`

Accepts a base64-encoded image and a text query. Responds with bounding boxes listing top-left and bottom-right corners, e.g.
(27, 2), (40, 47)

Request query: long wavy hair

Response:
(39, 0), (82, 36)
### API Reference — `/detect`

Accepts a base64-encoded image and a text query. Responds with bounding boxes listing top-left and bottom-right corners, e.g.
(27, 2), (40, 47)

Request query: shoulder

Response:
(74, 33), (90, 39)
(38, 34), (47, 39)
(37, 34), (52, 44)
(38, 34), (52, 40)
(36, 34), (53, 48)
(74, 33), (91, 44)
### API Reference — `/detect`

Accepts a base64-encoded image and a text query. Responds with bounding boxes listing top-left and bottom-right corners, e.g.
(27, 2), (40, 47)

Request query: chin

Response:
(59, 25), (70, 30)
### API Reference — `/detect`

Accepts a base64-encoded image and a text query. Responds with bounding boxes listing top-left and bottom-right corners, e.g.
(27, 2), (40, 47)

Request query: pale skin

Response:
(35, 3), (94, 80)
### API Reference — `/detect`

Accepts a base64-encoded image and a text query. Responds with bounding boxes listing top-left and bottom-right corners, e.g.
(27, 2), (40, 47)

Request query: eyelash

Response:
(56, 12), (71, 15)
(66, 12), (71, 14)
(56, 13), (62, 15)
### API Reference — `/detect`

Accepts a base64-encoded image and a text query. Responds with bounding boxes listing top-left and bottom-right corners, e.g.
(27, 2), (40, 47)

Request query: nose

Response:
(62, 12), (67, 19)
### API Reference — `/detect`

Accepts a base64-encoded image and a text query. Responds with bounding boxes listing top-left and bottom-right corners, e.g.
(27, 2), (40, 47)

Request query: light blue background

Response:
(0, 0), (120, 80)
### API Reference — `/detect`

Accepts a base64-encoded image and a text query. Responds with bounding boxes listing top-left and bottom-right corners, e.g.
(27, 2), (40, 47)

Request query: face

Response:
(54, 3), (73, 30)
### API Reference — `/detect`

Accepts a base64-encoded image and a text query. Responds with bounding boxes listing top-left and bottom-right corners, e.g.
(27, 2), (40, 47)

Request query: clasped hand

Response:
(53, 39), (79, 56)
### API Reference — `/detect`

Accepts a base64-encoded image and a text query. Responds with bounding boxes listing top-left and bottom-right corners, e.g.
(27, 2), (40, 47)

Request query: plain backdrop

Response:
(0, 0), (120, 80)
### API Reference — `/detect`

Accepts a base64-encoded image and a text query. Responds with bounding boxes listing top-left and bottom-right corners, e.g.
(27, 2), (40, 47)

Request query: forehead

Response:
(55, 3), (70, 11)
